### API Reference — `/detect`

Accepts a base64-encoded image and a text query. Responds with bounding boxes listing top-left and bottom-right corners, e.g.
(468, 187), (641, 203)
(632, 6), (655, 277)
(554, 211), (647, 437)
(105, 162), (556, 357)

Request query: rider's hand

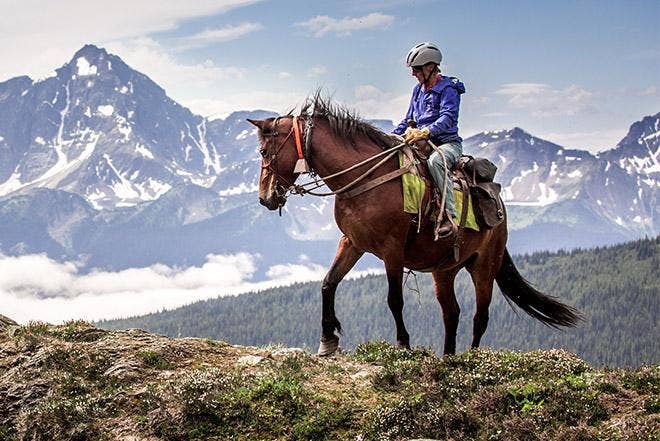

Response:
(403, 127), (430, 143)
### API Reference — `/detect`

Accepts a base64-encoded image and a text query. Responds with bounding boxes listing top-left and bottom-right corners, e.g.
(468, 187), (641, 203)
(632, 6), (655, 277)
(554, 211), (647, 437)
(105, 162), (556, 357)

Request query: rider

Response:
(393, 42), (465, 238)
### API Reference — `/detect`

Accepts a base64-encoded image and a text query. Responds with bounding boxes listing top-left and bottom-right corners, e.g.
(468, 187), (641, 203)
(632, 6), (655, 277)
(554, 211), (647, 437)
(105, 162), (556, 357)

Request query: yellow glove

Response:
(403, 127), (430, 143)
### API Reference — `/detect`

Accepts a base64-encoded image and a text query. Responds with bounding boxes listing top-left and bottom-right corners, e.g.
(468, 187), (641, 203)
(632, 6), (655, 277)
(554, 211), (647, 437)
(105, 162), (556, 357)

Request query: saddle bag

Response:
(456, 155), (504, 228)
(461, 156), (498, 182)
(471, 181), (505, 228)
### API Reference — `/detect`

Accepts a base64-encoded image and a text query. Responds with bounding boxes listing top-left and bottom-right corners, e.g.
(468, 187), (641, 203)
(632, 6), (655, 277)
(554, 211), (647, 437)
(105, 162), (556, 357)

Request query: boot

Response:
(434, 210), (458, 240)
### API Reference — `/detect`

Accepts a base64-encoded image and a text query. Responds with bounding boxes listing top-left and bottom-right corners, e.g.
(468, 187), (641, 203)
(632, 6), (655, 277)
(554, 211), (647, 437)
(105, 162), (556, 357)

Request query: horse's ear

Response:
(247, 118), (265, 130)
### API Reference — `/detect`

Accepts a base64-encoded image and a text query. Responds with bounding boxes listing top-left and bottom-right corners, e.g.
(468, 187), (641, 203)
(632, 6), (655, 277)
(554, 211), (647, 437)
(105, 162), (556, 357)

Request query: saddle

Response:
(403, 142), (505, 258)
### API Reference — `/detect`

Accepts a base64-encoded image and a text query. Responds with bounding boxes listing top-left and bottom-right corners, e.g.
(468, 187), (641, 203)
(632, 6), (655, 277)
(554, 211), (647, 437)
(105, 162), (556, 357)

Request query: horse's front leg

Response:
(318, 236), (363, 356)
(385, 260), (410, 349)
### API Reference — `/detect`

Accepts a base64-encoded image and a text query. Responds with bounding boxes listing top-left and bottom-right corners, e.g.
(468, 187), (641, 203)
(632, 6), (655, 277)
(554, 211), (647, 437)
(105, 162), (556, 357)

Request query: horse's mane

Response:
(298, 93), (398, 149)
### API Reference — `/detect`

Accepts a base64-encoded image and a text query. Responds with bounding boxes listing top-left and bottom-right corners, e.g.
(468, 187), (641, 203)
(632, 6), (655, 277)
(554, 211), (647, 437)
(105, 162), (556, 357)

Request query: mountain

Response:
(99, 237), (660, 368)
(0, 45), (226, 210)
(463, 123), (658, 252)
(0, 44), (657, 271)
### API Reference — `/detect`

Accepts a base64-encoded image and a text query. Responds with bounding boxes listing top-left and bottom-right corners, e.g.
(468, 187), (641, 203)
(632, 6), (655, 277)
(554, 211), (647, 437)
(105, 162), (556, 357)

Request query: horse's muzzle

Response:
(259, 196), (280, 211)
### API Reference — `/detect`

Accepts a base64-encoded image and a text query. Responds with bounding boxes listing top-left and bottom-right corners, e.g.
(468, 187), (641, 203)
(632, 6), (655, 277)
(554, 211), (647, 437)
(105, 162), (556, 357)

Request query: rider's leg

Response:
(427, 141), (463, 220)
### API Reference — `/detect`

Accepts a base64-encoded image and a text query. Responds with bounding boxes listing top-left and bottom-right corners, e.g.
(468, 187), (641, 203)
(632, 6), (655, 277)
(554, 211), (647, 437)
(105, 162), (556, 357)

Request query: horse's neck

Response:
(309, 123), (391, 191)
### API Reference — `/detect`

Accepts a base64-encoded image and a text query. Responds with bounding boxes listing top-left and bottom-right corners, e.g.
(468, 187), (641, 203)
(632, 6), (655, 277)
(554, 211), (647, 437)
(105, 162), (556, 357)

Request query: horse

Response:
(248, 96), (581, 356)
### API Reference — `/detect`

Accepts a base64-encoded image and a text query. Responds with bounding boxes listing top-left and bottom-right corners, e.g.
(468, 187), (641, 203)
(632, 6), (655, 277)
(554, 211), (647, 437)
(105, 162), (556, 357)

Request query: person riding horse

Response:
(393, 42), (465, 238)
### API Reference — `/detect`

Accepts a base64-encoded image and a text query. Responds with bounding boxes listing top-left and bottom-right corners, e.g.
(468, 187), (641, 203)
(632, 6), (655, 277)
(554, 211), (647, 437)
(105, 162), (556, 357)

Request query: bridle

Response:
(259, 116), (312, 210)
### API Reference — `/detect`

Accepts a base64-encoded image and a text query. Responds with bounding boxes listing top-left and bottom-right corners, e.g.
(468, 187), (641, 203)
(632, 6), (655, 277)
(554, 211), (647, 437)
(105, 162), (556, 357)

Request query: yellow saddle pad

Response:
(399, 152), (479, 231)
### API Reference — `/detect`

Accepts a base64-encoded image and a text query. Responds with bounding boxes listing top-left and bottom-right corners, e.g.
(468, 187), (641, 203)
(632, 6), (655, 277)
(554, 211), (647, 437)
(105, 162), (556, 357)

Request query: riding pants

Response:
(427, 140), (463, 219)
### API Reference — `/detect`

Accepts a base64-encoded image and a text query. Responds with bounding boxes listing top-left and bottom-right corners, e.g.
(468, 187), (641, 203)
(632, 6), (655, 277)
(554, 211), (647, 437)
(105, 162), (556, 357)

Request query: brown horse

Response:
(248, 96), (580, 356)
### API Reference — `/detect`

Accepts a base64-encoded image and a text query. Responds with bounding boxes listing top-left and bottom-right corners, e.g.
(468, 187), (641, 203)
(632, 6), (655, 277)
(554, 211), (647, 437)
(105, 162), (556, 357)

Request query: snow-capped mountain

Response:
(463, 121), (658, 251)
(0, 45), (226, 209)
(0, 45), (656, 270)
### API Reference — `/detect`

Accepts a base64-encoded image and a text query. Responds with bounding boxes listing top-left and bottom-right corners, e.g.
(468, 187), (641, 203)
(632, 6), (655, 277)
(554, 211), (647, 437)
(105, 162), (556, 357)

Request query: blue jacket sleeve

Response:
(393, 89), (416, 135)
(428, 87), (460, 137)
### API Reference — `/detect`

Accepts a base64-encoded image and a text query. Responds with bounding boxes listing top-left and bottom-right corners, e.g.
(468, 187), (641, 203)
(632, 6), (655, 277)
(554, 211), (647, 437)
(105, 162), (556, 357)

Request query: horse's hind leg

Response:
(318, 235), (363, 356)
(432, 268), (461, 355)
(465, 253), (500, 349)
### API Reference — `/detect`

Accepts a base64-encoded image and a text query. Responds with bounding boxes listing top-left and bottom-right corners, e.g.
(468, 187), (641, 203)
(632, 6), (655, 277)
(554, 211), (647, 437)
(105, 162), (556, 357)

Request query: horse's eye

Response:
(259, 148), (268, 157)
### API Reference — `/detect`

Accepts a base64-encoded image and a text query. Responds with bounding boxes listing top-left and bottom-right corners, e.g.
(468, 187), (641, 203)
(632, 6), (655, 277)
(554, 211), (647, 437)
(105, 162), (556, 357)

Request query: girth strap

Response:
(336, 166), (411, 200)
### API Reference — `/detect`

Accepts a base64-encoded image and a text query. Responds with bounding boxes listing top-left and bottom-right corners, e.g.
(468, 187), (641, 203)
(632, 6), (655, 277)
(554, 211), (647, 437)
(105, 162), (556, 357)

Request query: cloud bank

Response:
(0, 252), (379, 324)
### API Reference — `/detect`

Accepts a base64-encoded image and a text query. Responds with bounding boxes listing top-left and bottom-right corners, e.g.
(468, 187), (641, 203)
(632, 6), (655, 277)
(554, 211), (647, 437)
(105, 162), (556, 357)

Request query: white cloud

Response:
(307, 65), (328, 78)
(0, 252), (329, 324)
(279, 72), (293, 79)
(171, 22), (264, 51)
(351, 84), (410, 122)
(639, 86), (658, 96)
(495, 82), (595, 117)
(495, 83), (549, 95)
(295, 12), (394, 37)
(539, 128), (628, 153)
(183, 90), (308, 120)
(0, 0), (263, 80)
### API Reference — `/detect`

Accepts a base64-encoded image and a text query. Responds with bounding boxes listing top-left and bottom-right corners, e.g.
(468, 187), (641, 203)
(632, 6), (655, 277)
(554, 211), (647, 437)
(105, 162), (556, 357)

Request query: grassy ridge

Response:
(0, 322), (658, 440)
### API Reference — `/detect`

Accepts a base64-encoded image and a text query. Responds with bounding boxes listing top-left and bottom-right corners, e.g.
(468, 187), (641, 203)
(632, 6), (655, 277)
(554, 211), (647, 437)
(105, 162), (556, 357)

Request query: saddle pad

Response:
(399, 152), (479, 231)
(453, 188), (480, 231)
(398, 151), (425, 214)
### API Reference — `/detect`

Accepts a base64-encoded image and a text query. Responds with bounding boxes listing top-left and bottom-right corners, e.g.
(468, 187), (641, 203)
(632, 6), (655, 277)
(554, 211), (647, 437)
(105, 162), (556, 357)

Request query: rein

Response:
(265, 116), (408, 200)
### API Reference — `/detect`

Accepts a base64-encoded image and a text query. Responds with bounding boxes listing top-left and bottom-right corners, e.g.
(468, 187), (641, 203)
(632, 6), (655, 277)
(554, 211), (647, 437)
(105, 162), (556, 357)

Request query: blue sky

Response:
(1, 0), (658, 152)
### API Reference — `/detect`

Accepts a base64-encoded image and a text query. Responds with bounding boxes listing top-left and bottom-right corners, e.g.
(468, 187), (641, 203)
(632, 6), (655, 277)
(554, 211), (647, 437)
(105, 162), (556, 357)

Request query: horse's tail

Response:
(495, 248), (582, 328)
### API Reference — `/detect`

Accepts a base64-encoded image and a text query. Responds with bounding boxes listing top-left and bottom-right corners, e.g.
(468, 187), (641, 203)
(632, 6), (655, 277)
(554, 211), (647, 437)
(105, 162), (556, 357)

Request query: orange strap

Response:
(292, 116), (304, 160)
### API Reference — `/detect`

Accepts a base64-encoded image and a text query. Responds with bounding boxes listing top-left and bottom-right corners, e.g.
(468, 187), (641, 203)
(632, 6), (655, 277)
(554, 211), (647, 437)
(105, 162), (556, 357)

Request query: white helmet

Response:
(405, 42), (442, 68)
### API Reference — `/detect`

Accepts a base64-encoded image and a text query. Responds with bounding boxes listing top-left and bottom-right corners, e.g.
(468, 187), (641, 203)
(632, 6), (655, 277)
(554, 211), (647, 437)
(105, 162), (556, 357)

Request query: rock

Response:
(237, 355), (264, 366)
(104, 359), (143, 381)
(0, 314), (18, 330)
(270, 347), (304, 359)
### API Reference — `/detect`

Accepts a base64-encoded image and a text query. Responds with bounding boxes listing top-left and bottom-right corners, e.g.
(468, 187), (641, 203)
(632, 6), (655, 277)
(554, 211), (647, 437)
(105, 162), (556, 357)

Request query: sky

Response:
(1, 0), (658, 153)
(0, 0), (658, 323)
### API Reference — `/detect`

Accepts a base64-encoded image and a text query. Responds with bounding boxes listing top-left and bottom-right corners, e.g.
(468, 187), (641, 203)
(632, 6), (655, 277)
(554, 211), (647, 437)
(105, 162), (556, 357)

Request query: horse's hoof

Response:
(397, 341), (411, 350)
(317, 336), (339, 356)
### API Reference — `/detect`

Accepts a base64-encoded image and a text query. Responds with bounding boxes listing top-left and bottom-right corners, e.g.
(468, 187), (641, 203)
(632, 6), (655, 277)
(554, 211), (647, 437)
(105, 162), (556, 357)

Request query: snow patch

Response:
(498, 154), (506, 164)
(218, 183), (259, 196)
(97, 105), (114, 116)
(479, 142), (489, 148)
(35, 137), (46, 145)
(120, 86), (129, 94)
(235, 129), (250, 140)
(597, 200), (602, 206)
(567, 169), (582, 178)
(76, 57), (97, 76)
(135, 144), (153, 159)
(536, 183), (558, 205)
(0, 170), (23, 196)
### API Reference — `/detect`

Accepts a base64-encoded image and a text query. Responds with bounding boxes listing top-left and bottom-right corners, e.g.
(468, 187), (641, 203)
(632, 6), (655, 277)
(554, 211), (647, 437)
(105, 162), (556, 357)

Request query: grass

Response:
(2, 325), (658, 441)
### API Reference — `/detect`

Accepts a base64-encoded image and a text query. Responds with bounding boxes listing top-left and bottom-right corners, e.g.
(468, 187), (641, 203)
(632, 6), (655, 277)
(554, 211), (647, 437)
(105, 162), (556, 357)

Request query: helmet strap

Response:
(422, 65), (440, 89)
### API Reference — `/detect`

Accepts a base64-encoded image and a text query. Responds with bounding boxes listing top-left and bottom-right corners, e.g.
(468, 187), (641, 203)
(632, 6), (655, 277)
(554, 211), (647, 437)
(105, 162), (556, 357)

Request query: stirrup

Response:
(434, 210), (457, 240)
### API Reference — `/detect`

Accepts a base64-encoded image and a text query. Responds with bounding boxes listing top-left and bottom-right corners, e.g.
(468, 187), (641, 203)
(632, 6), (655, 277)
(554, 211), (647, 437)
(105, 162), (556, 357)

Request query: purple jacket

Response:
(393, 76), (466, 143)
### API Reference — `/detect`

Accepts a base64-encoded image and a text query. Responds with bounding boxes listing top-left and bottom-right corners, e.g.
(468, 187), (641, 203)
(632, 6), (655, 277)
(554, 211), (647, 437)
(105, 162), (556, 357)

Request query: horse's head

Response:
(248, 116), (301, 211)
